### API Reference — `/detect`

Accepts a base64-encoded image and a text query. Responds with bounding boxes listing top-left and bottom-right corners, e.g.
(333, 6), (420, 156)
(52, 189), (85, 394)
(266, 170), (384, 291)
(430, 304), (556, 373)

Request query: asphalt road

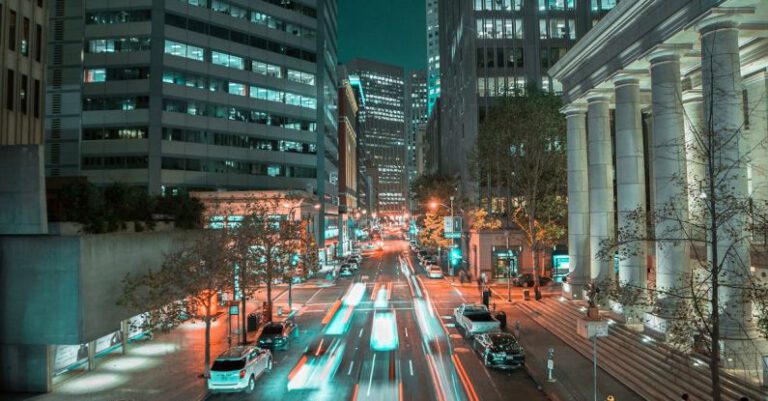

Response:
(207, 239), (547, 401)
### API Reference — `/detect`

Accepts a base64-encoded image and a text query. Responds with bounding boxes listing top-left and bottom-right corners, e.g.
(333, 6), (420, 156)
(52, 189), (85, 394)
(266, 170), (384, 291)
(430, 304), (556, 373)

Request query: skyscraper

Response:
(405, 69), (428, 208)
(437, 0), (618, 196)
(426, 0), (440, 116)
(345, 58), (406, 215)
(45, 0), (338, 200)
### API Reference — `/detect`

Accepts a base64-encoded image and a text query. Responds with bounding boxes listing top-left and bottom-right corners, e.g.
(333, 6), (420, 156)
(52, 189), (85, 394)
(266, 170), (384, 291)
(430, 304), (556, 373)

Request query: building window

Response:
(35, 24), (42, 61)
(33, 79), (41, 118)
(88, 37), (151, 53)
(85, 10), (151, 24)
(211, 51), (244, 70)
(21, 17), (29, 56)
(287, 69), (315, 86)
(252, 60), (282, 78)
(6, 69), (14, 111)
(84, 68), (107, 83)
(19, 74), (28, 114)
(164, 40), (203, 61)
(9, 10), (17, 51)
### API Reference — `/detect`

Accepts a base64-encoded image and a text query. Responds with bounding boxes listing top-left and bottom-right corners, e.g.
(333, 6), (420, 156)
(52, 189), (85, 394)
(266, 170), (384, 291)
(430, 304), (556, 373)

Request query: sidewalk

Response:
(451, 284), (644, 401)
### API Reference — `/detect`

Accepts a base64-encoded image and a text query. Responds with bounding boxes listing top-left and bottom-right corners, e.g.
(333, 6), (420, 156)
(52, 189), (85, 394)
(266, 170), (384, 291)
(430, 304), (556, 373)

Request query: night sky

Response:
(338, 0), (427, 72)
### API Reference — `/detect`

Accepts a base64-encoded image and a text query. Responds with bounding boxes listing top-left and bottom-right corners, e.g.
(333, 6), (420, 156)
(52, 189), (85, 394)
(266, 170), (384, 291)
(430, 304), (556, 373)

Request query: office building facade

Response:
(437, 0), (618, 196)
(345, 58), (406, 215)
(405, 69), (428, 206)
(426, 0), (440, 115)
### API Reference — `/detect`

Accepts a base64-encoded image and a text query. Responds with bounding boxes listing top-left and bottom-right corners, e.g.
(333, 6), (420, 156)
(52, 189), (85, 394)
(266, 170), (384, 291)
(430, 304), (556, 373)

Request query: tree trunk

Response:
(529, 213), (542, 300)
(708, 131), (722, 401)
(204, 306), (212, 378)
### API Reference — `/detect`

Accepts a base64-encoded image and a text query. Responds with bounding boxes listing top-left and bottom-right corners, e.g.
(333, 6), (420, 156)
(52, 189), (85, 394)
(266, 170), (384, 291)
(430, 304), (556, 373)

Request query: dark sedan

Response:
(512, 274), (553, 287)
(472, 332), (525, 369)
(257, 319), (298, 350)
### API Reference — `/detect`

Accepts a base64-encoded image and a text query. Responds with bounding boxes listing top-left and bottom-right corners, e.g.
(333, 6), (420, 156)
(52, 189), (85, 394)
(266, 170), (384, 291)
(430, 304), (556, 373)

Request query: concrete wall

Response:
(0, 230), (197, 346)
(0, 145), (48, 234)
(468, 229), (556, 279)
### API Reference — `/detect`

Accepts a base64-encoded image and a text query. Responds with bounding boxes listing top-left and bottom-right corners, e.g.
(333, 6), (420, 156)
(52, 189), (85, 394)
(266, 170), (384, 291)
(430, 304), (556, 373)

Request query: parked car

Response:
(417, 250), (429, 261)
(426, 264), (444, 279)
(208, 346), (272, 394)
(347, 254), (362, 264)
(344, 259), (360, 270)
(339, 264), (354, 277)
(422, 256), (437, 266)
(512, 274), (553, 287)
(257, 319), (298, 350)
(472, 332), (525, 369)
(454, 304), (501, 335)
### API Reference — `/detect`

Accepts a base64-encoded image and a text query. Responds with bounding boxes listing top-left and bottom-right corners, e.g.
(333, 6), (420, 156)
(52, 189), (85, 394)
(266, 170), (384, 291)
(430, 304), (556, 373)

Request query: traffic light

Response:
(449, 247), (461, 266)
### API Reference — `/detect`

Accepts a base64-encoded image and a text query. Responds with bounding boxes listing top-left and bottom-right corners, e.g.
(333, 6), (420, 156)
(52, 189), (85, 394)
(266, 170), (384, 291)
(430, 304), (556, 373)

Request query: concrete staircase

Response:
(517, 299), (767, 401)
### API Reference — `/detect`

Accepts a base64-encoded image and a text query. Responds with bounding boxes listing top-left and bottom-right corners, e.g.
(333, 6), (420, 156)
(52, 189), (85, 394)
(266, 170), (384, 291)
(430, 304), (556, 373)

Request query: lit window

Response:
(84, 68), (107, 83)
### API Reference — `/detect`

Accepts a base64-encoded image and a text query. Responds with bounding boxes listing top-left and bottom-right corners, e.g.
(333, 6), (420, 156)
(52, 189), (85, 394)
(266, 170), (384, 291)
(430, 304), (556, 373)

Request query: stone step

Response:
(541, 300), (766, 401)
(519, 299), (767, 401)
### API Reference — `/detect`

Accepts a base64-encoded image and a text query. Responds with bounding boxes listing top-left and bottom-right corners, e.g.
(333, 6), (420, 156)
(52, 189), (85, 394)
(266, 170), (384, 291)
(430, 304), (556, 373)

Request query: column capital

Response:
(585, 90), (612, 104)
(561, 103), (587, 116)
(647, 44), (690, 65)
(696, 7), (753, 35)
(613, 72), (642, 87)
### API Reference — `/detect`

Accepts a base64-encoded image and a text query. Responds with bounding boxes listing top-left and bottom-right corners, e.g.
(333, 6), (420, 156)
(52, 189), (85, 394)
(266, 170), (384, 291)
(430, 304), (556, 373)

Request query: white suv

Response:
(427, 264), (444, 279)
(208, 346), (272, 394)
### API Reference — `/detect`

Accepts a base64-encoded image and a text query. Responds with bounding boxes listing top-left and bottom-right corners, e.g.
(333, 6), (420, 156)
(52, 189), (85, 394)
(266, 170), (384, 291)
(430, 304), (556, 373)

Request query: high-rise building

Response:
(437, 0), (618, 196)
(1, 0), (46, 146)
(345, 58), (406, 215)
(45, 0), (339, 246)
(0, 0), (49, 236)
(426, 0), (440, 115)
(405, 69), (428, 208)
(337, 66), (358, 255)
(45, 0), (338, 193)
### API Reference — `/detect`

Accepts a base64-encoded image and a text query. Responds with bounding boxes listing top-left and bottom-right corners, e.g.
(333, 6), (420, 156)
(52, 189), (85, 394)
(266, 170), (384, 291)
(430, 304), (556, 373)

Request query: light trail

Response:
(374, 286), (389, 308)
(370, 311), (399, 351)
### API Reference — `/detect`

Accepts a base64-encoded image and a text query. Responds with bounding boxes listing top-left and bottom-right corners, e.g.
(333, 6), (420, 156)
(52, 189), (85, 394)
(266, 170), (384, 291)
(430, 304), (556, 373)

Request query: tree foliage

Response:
(473, 90), (567, 297)
(418, 210), (452, 250)
(118, 229), (233, 376)
(468, 207), (502, 230)
(410, 173), (459, 215)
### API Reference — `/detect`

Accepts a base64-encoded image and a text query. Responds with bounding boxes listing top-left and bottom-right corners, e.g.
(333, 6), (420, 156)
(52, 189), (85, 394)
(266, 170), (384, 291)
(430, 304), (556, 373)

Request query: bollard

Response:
(547, 347), (556, 382)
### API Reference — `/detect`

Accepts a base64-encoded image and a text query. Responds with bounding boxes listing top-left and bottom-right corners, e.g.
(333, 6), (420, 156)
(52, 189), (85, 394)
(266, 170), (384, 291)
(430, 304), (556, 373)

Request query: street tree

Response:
(118, 229), (233, 377)
(410, 173), (459, 215)
(595, 44), (768, 400)
(468, 207), (502, 230)
(474, 89), (568, 300)
(418, 210), (452, 252)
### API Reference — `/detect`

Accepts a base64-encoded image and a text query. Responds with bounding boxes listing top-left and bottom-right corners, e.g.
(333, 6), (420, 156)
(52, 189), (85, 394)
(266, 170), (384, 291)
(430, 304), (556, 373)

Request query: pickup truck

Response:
(454, 304), (501, 335)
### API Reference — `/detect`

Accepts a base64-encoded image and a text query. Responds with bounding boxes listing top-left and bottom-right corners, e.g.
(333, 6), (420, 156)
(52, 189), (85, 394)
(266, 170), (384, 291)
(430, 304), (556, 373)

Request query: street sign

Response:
(229, 305), (239, 315)
(444, 217), (454, 233)
(444, 217), (462, 238)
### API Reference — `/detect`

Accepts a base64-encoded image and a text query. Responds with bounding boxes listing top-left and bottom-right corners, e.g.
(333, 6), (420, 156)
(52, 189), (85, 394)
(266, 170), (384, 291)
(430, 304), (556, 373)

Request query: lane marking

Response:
(405, 327), (409, 338)
(347, 360), (355, 375)
(368, 353), (377, 396)
(359, 328), (364, 338)
(305, 287), (325, 305)
(409, 359), (414, 376)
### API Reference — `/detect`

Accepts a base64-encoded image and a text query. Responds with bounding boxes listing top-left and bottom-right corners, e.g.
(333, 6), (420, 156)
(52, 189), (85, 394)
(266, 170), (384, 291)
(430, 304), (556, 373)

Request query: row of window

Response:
(84, 67), (150, 82)
(160, 156), (316, 178)
(87, 37), (151, 53)
(476, 19), (524, 40)
(180, 0), (315, 39)
(477, 47), (525, 69)
(82, 96), (149, 111)
(5, 69), (42, 117)
(2, 6), (43, 61)
(162, 98), (316, 132)
(164, 13), (317, 63)
(473, 0), (615, 11)
(164, 40), (315, 86)
(85, 9), (151, 25)
(82, 155), (149, 169)
(183, 0), (316, 18)
(81, 125), (316, 155)
(161, 69), (316, 109)
(163, 127), (316, 154)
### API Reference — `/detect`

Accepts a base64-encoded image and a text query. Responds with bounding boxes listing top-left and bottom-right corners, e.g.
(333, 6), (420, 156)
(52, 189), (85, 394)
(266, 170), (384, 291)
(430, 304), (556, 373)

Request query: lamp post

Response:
(506, 230), (511, 302)
(429, 197), (462, 277)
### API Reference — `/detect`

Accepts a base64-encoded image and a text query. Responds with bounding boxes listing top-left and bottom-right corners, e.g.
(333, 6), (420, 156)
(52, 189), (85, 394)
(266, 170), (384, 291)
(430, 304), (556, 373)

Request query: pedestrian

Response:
(477, 277), (483, 292)
(481, 271), (488, 285)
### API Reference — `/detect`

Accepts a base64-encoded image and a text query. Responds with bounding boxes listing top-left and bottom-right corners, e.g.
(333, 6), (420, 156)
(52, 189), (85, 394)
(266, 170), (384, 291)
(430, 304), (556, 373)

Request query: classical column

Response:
(587, 93), (615, 282)
(649, 49), (690, 306)
(744, 71), (768, 207)
(682, 89), (706, 243)
(613, 75), (647, 292)
(564, 104), (589, 299)
(700, 18), (751, 336)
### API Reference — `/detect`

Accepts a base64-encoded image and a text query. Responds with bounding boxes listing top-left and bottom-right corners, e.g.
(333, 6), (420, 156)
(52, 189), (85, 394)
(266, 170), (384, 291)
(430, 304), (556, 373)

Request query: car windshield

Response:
(262, 324), (283, 335)
(211, 359), (245, 371)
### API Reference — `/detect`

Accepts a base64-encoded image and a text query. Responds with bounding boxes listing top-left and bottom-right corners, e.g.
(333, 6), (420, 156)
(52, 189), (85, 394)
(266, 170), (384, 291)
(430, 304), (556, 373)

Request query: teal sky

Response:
(338, 0), (427, 72)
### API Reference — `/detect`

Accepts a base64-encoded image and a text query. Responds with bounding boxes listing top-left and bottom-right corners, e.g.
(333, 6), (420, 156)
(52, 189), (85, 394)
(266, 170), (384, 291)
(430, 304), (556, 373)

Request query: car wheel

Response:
(484, 356), (492, 368)
(245, 375), (255, 394)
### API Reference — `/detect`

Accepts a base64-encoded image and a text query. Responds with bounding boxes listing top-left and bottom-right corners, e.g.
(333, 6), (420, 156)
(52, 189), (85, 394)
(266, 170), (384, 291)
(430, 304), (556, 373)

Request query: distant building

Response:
(437, 0), (619, 197)
(337, 67), (359, 255)
(405, 69), (428, 209)
(426, 0), (440, 115)
(345, 58), (406, 215)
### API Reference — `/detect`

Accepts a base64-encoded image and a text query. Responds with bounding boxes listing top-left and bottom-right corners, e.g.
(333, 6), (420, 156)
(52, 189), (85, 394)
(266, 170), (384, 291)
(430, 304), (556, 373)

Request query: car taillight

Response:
(239, 369), (246, 379)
